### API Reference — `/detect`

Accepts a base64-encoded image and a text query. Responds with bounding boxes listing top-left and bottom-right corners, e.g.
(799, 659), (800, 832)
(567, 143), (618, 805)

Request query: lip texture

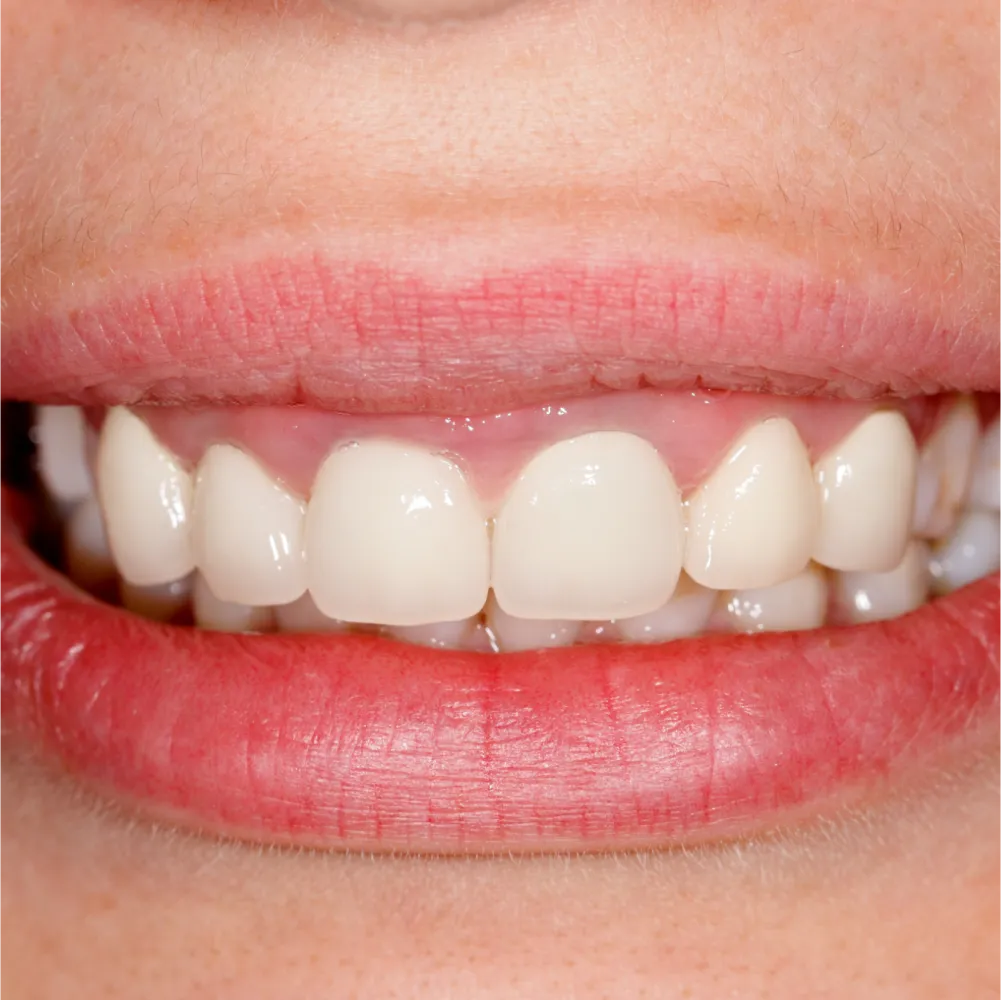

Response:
(2, 255), (998, 413)
(3, 496), (998, 852)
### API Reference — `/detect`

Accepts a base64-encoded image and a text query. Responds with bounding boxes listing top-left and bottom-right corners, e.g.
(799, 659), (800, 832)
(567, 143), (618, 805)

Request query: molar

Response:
(684, 417), (819, 590)
(812, 410), (918, 572)
(491, 431), (685, 621)
(305, 440), (490, 626)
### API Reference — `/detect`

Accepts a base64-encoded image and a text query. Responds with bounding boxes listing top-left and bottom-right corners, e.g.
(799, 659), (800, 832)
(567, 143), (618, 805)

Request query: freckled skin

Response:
(1, 0), (998, 997)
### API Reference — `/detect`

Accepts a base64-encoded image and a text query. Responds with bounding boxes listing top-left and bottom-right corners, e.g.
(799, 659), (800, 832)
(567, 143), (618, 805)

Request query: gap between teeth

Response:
(37, 400), (1001, 651)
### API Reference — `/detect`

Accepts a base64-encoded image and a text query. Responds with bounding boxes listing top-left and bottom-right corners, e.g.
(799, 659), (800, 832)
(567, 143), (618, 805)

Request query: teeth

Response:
(912, 398), (979, 538)
(120, 576), (193, 623)
(64, 496), (117, 592)
(720, 564), (828, 634)
(928, 510), (1001, 595)
(387, 618), (478, 649)
(305, 441), (490, 626)
(485, 593), (578, 652)
(617, 574), (716, 643)
(192, 444), (307, 607)
(96, 408), (195, 586)
(968, 418), (1000, 512)
(192, 574), (274, 632)
(812, 411), (918, 572)
(273, 592), (348, 633)
(492, 432), (685, 620)
(833, 540), (930, 624)
(684, 418), (818, 590)
(34, 405), (93, 505)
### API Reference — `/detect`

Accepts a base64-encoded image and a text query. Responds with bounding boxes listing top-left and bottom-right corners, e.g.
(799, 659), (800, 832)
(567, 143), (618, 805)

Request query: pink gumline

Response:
(124, 390), (943, 503)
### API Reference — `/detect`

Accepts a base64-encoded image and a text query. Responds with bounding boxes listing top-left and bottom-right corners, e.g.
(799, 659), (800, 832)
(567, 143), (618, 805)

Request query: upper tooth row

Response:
(87, 402), (996, 626)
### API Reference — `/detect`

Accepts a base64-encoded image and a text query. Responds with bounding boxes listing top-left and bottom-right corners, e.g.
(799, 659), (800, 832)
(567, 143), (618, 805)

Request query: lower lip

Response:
(3, 501), (997, 852)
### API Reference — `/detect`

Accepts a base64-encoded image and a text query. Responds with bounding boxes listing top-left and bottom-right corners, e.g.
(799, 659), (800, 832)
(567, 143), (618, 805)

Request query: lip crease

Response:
(2, 251), (999, 853)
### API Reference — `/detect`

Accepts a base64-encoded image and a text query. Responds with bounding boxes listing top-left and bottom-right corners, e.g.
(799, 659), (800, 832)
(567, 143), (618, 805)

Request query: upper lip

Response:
(2, 250), (998, 414)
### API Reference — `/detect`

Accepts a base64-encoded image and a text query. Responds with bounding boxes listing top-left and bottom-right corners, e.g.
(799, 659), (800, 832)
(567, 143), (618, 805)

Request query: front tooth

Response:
(64, 496), (117, 592)
(912, 397), (979, 538)
(833, 540), (930, 624)
(492, 432), (685, 620)
(812, 411), (918, 572)
(485, 594), (578, 652)
(192, 444), (307, 607)
(273, 592), (348, 633)
(96, 408), (195, 586)
(617, 574), (716, 644)
(306, 441), (490, 626)
(192, 574), (274, 632)
(120, 576), (193, 623)
(34, 405), (93, 505)
(684, 418), (819, 590)
(928, 510), (1001, 594)
(387, 618), (478, 650)
(720, 564), (828, 634)
(967, 418), (1000, 512)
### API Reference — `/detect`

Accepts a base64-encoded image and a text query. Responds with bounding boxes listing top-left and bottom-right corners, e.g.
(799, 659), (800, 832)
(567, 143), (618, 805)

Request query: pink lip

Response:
(2, 254), (997, 413)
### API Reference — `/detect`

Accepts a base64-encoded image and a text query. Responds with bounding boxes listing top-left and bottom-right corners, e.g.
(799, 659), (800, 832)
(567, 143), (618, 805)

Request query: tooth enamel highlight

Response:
(812, 411), (918, 572)
(928, 510), (1001, 595)
(273, 592), (348, 633)
(485, 594), (578, 652)
(193, 574), (274, 632)
(684, 418), (819, 590)
(387, 618), (478, 649)
(492, 432), (685, 620)
(721, 565), (828, 634)
(833, 540), (930, 624)
(120, 576), (193, 623)
(306, 441), (490, 626)
(64, 497), (117, 592)
(968, 418), (1000, 512)
(35, 405), (93, 505)
(912, 398), (979, 538)
(617, 574), (716, 643)
(192, 444), (307, 607)
(96, 407), (195, 586)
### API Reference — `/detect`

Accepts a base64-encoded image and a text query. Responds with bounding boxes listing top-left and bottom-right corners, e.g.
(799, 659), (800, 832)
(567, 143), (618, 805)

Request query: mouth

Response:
(2, 250), (998, 854)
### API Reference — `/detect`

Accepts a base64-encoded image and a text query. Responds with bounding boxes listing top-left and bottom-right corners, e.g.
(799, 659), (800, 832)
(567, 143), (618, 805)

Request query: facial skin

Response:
(1, 1), (998, 997)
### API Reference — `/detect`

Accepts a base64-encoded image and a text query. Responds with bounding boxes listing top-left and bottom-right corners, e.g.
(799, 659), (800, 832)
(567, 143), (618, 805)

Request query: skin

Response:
(1, 0), (998, 996)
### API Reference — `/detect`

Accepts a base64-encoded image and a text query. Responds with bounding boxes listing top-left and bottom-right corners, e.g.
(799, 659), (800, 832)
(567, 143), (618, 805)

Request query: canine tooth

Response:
(928, 510), (1001, 594)
(967, 418), (1000, 512)
(485, 594), (577, 651)
(388, 618), (478, 649)
(721, 564), (828, 633)
(833, 540), (929, 624)
(812, 411), (917, 572)
(912, 398), (978, 538)
(96, 407), (194, 586)
(193, 574), (273, 632)
(306, 441), (490, 626)
(492, 432), (684, 620)
(273, 592), (348, 633)
(120, 576), (192, 622)
(35, 405), (92, 505)
(192, 444), (307, 607)
(684, 418), (819, 590)
(64, 497), (116, 592)
(617, 574), (716, 643)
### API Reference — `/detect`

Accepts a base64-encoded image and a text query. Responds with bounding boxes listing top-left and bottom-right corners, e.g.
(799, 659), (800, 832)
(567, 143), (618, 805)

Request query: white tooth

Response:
(306, 441), (489, 626)
(192, 444), (307, 607)
(928, 510), (1001, 595)
(833, 540), (930, 624)
(34, 405), (93, 505)
(192, 574), (274, 632)
(485, 593), (577, 652)
(967, 418), (1000, 512)
(64, 496), (116, 592)
(492, 432), (684, 620)
(617, 574), (716, 643)
(684, 418), (819, 590)
(96, 407), (194, 586)
(812, 411), (918, 572)
(273, 592), (349, 633)
(721, 564), (828, 634)
(388, 618), (478, 649)
(120, 576), (192, 622)
(912, 397), (979, 538)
